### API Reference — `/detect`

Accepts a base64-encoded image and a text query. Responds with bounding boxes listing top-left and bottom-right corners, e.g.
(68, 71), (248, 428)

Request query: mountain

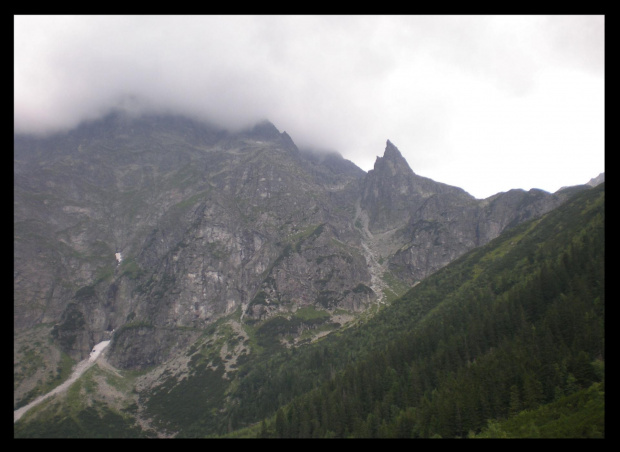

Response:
(233, 182), (604, 438)
(13, 113), (601, 437)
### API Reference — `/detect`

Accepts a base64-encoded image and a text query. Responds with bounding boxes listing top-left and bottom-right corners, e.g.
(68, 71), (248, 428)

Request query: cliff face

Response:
(360, 140), (472, 233)
(386, 187), (574, 285)
(14, 113), (587, 371)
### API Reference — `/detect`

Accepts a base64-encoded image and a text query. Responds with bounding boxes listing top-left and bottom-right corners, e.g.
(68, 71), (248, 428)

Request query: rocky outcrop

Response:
(587, 173), (604, 187)
(107, 325), (200, 370)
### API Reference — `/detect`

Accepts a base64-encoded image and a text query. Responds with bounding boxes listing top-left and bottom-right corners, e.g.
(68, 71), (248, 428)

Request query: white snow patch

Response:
(89, 340), (111, 362)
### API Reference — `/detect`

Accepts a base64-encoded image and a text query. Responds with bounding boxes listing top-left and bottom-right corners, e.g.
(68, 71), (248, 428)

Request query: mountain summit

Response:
(360, 140), (472, 234)
(376, 139), (413, 174)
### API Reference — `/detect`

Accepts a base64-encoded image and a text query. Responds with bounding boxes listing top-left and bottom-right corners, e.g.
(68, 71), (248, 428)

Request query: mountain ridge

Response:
(14, 113), (599, 417)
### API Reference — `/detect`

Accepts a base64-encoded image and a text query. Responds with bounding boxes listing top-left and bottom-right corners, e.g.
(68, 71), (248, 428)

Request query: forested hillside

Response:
(222, 183), (604, 438)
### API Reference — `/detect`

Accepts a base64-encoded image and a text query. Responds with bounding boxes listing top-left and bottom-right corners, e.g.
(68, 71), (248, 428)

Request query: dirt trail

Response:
(14, 340), (111, 424)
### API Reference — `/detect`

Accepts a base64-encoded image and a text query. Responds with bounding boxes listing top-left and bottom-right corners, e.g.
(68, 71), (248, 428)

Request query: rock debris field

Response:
(14, 340), (111, 423)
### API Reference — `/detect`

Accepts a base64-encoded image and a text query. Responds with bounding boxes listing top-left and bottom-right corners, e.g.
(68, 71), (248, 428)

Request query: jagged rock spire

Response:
(384, 139), (400, 157)
(372, 140), (414, 176)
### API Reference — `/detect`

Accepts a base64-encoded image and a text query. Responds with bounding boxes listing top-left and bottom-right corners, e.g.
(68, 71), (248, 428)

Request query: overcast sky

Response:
(14, 15), (604, 199)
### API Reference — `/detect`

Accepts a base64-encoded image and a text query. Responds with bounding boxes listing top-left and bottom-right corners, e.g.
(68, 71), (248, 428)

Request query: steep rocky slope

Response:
(14, 112), (591, 410)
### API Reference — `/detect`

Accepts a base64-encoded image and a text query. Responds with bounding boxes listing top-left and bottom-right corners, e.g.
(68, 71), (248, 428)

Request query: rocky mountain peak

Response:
(373, 140), (414, 177)
(360, 140), (424, 233)
(244, 120), (299, 155)
(384, 139), (403, 159)
(248, 119), (282, 140)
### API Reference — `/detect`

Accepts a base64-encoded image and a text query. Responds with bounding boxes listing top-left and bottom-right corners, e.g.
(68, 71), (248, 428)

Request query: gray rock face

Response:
(14, 113), (590, 368)
(387, 186), (575, 285)
(587, 173), (605, 187)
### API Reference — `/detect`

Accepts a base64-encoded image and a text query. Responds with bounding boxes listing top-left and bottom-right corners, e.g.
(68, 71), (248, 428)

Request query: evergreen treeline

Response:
(472, 382), (604, 438)
(224, 184), (604, 438)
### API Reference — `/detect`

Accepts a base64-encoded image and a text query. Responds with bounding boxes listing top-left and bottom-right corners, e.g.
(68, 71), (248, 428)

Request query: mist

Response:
(14, 15), (604, 198)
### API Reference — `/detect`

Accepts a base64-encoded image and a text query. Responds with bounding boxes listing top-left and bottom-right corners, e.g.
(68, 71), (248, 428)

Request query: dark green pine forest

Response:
(220, 183), (605, 438)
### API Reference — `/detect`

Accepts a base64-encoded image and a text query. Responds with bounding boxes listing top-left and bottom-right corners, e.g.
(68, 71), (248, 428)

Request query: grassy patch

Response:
(381, 271), (410, 303)
(293, 305), (331, 322)
(119, 257), (142, 280)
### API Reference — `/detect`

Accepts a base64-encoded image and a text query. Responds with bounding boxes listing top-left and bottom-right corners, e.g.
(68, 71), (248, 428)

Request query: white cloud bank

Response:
(14, 15), (604, 198)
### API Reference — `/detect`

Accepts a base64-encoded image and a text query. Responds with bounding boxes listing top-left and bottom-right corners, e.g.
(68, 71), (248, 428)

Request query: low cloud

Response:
(14, 15), (604, 198)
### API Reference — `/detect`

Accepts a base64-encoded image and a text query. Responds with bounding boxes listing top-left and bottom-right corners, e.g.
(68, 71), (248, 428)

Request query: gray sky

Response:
(14, 15), (604, 199)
